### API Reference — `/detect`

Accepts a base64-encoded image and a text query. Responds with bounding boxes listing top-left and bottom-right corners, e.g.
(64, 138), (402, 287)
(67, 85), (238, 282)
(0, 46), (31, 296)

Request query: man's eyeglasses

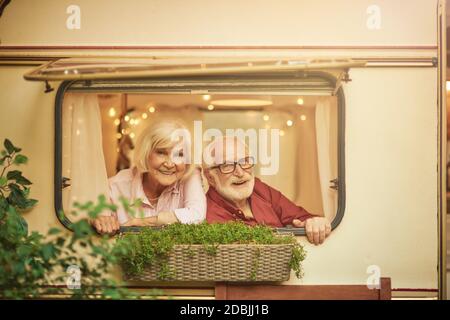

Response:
(210, 156), (255, 174)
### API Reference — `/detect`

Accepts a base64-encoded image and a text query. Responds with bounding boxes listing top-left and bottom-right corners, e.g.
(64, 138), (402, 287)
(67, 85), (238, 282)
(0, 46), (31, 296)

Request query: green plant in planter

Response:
(0, 138), (150, 299)
(118, 222), (307, 281)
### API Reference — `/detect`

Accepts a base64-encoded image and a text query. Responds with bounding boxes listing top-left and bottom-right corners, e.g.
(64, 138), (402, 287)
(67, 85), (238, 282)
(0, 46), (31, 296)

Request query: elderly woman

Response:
(91, 120), (206, 234)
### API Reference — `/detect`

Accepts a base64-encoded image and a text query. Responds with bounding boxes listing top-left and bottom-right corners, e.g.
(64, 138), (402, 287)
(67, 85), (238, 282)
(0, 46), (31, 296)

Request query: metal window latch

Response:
(329, 178), (339, 190)
(44, 81), (54, 93)
(62, 177), (71, 189)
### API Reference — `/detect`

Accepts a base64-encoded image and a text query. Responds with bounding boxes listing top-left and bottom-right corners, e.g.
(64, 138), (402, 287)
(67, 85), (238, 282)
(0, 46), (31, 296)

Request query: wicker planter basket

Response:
(123, 243), (294, 282)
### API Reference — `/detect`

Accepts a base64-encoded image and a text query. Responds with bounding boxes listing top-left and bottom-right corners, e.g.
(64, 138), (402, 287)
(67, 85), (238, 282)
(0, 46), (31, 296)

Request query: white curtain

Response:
(315, 97), (338, 221)
(62, 93), (109, 221)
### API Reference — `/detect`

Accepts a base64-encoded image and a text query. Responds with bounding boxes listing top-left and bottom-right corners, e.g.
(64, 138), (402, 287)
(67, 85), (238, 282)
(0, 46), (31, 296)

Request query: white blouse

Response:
(108, 166), (206, 225)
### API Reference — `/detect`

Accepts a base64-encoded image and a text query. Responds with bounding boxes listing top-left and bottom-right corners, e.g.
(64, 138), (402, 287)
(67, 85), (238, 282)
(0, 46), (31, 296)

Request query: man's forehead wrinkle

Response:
(209, 136), (248, 163)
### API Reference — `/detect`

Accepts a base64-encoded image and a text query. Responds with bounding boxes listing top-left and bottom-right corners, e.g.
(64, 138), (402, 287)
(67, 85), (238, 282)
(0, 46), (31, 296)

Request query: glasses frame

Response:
(209, 156), (255, 174)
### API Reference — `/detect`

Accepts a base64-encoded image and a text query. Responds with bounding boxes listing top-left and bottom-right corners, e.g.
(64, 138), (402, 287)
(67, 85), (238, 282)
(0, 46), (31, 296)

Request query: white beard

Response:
(213, 176), (255, 204)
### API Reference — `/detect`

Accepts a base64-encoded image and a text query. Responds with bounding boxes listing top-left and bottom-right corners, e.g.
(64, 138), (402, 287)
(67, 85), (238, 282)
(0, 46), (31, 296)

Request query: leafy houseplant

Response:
(0, 139), (140, 299)
(119, 222), (307, 282)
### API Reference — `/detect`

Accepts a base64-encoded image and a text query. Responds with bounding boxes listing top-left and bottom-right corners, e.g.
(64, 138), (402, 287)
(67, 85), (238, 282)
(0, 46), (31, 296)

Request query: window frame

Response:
(54, 71), (346, 236)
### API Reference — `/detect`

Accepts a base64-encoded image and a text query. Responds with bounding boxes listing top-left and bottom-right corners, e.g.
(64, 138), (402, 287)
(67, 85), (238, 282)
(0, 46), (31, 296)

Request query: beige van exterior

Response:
(0, 0), (446, 299)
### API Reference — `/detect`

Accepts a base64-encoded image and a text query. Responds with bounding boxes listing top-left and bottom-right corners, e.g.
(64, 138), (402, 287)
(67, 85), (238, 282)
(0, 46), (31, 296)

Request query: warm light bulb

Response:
(263, 114), (270, 121)
(130, 132), (135, 139)
(116, 133), (122, 139)
(447, 82), (450, 91)
(124, 115), (130, 122)
(108, 107), (116, 117)
(280, 130), (285, 137)
(207, 104), (215, 111)
(114, 118), (120, 126)
(287, 120), (293, 127)
(142, 112), (148, 119)
(203, 95), (211, 101)
(149, 106), (156, 113)
(297, 98), (304, 105)
(300, 115), (307, 121)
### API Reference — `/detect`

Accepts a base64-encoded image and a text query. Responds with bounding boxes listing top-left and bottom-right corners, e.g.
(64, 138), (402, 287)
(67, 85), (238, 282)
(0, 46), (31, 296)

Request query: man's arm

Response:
(254, 178), (314, 226)
(255, 178), (331, 245)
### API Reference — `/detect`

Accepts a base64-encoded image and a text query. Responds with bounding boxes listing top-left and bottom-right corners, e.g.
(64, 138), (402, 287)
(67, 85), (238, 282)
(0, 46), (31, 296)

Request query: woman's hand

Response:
(90, 213), (120, 235)
(156, 211), (179, 226)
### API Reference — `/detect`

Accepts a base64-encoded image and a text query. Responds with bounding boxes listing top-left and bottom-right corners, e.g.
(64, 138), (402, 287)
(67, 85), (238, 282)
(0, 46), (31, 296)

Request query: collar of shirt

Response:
(130, 166), (180, 207)
(206, 185), (257, 222)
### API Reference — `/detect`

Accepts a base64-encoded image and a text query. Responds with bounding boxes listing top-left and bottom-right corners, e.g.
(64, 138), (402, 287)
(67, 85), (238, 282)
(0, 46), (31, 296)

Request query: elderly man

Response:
(202, 136), (331, 245)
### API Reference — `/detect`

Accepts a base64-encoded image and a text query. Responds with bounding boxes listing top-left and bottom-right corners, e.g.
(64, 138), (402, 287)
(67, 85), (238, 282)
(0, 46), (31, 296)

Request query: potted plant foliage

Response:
(118, 222), (306, 282)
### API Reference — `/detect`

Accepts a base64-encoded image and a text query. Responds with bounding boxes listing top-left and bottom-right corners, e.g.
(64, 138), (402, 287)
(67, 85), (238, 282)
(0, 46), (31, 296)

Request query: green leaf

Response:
(5, 170), (32, 186)
(0, 176), (7, 187)
(41, 244), (56, 261)
(16, 176), (32, 186)
(4, 139), (15, 154)
(6, 170), (21, 180)
(7, 183), (27, 208)
(13, 154), (28, 165)
(48, 228), (61, 235)
(5, 205), (28, 238)
(25, 198), (38, 208)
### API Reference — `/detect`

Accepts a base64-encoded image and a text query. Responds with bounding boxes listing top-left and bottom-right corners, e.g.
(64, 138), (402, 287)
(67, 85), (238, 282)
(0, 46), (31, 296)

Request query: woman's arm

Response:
(122, 216), (158, 227)
(172, 168), (207, 224)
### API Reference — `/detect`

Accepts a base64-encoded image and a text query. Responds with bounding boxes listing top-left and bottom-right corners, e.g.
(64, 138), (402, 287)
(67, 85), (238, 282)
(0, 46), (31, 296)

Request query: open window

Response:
(25, 57), (363, 235)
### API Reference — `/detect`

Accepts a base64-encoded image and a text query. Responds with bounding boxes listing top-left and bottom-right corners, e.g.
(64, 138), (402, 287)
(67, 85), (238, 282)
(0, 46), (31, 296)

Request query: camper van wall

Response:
(0, 0), (445, 299)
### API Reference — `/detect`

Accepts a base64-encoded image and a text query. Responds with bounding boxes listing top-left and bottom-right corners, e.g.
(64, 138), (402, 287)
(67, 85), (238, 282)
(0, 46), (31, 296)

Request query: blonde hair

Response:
(134, 120), (195, 180)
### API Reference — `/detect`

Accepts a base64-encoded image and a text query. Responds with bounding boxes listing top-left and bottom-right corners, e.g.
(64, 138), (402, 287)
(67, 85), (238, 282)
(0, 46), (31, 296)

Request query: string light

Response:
(114, 118), (120, 126)
(116, 133), (122, 139)
(297, 98), (304, 105)
(300, 115), (307, 121)
(286, 120), (293, 127)
(263, 114), (270, 121)
(149, 106), (156, 113)
(280, 130), (285, 137)
(142, 112), (148, 119)
(124, 115), (130, 122)
(108, 107), (116, 117)
(130, 132), (135, 139)
(203, 95), (211, 101)
(207, 104), (215, 111)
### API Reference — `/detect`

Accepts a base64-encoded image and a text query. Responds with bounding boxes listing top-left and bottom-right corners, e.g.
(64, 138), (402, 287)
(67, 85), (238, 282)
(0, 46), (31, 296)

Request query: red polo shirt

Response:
(206, 178), (314, 227)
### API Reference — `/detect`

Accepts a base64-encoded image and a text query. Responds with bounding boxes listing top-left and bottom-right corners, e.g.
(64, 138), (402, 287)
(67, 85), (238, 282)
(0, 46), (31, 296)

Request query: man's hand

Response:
(91, 212), (120, 235)
(292, 217), (331, 245)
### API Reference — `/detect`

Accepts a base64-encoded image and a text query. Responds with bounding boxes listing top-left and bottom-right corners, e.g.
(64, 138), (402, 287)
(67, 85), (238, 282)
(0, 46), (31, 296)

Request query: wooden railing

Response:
(215, 277), (392, 300)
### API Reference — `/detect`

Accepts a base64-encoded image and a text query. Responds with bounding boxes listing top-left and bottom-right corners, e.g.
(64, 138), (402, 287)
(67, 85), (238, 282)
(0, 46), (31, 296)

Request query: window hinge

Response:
(330, 178), (339, 190)
(333, 70), (351, 96)
(62, 177), (71, 189)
